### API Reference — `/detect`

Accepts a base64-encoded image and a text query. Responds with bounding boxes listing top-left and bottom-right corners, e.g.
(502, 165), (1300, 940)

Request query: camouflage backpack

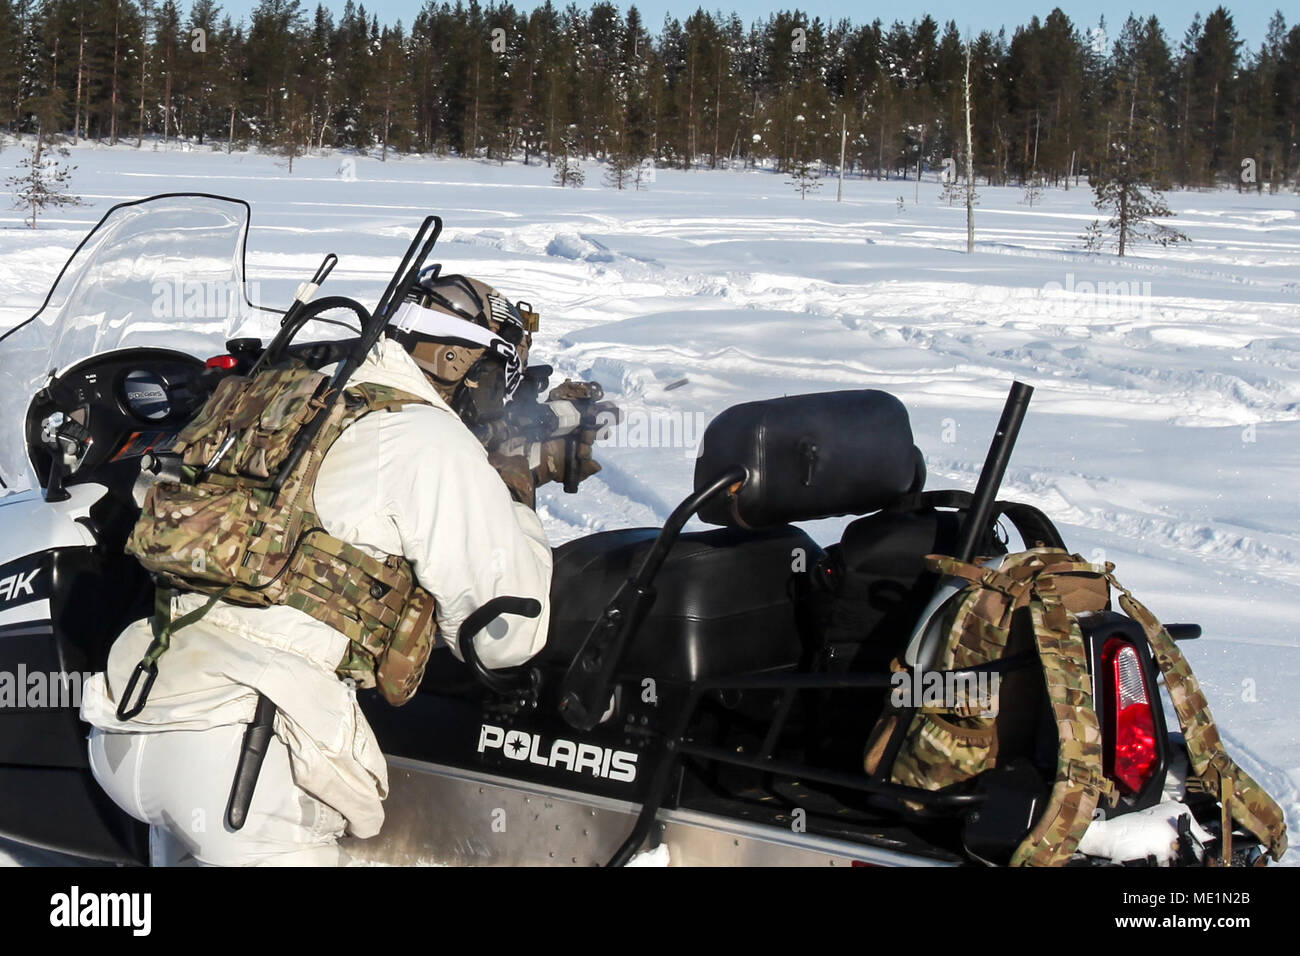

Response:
(865, 547), (1288, 866)
(124, 362), (438, 709)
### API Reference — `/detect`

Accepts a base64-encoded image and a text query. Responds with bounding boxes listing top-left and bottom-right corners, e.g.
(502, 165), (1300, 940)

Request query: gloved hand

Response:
(531, 380), (620, 491)
(488, 451), (537, 509)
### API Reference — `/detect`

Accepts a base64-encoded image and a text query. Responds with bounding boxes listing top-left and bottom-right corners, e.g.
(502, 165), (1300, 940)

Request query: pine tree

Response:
(1085, 32), (1186, 254)
(151, 0), (183, 141)
(184, 0), (220, 144)
(7, 134), (82, 227)
(786, 155), (820, 198)
(135, 0), (153, 145)
(602, 149), (631, 189)
(1188, 6), (1241, 184)
(373, 23), (409, 161)
(1021, 174), (1043, 206)
(1276, 21), (1300, 191)
(214, 17), (245, 152)
(552, 127), (583, 186)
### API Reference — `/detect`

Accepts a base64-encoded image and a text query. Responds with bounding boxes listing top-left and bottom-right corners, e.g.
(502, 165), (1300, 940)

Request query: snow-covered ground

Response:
(1, 142), (1297, 864)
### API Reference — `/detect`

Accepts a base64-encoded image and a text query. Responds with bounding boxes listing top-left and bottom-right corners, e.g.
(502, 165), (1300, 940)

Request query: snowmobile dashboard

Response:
(25, 348), (208, 500)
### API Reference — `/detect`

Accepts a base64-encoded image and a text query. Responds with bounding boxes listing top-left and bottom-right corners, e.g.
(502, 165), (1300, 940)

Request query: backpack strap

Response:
(1010, 571), (1111, 866)
(1107, 575), (1289, 863)
(115, 584), (233, 720)
(924, 555), (1029, 597)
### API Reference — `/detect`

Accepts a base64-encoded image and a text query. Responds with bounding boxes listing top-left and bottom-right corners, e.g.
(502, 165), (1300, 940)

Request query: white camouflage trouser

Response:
(88, 723), (349, 867)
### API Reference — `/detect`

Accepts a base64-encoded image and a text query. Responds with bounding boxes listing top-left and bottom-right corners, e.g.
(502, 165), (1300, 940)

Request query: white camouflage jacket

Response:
(80, 336), (554, 838)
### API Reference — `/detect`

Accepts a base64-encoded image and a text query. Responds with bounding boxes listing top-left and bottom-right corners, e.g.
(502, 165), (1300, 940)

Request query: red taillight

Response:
(206, 354), (239, 370)
(1102, 637), (1158, 794)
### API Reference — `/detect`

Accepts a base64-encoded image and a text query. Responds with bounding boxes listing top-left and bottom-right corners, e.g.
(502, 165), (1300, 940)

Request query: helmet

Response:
(386, 268), (535, 424)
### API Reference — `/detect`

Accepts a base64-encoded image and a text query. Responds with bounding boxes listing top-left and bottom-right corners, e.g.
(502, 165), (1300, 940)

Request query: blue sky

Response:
(215, 1), (1285, 48)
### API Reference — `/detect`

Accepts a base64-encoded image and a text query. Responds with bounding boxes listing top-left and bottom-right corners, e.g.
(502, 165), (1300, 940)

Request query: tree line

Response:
(0, 1), (1297, 190)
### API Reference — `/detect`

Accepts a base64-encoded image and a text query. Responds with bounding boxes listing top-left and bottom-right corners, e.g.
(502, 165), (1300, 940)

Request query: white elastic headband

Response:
(389, 300), (523, 398)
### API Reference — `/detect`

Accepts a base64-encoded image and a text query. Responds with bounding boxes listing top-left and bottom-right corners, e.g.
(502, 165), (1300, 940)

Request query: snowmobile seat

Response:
(543, 524), (821, 683)
(692, 389), (925, 530)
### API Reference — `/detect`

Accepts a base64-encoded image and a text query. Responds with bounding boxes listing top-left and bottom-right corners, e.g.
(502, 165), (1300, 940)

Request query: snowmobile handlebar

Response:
(263, 296), (371, 373)
(457, 595), (543, 706)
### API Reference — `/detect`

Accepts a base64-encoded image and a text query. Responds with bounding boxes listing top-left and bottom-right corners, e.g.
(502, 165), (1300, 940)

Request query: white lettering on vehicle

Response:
(0, 568), (39, 604)
(477, 723), (638, 782)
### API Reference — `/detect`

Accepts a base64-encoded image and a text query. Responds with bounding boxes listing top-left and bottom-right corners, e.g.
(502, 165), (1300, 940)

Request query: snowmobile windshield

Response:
(0, 193), (280, 496)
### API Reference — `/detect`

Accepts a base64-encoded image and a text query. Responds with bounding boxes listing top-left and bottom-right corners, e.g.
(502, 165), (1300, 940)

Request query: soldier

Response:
(80, 273), (614, 865)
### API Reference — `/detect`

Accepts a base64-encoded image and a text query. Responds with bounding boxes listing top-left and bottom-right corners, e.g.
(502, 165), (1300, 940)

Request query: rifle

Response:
(473, 364), (605, 495)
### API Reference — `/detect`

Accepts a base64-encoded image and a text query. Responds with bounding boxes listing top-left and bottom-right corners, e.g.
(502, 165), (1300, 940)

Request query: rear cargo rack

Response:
(606, 670), (986, 867)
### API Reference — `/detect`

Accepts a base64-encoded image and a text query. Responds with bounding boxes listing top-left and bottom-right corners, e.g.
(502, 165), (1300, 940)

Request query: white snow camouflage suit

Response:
(80, 336), (553, 865)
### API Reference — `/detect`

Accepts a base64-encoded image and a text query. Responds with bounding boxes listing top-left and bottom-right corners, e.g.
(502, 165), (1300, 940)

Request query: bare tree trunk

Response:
(138, 49), (147, 147)
(470, 58), (480, 156)
(317, 97), (331, 149)
(837, 113), (845, 201)
(878, 114), (884, 180)
(712, 53), (720, 168)
(382, 101), (390, 161)
(164, 71), (172, 142)
(1118, 184), (1128, 257)
(110, 1), (122, 144)
(964, 40), (975, 254)
(686, 50), (695, 169)
(73, 20), (85, 144)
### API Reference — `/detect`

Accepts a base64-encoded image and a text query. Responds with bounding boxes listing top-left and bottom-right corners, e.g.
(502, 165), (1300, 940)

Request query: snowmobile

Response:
(0, 194), (1274, 868)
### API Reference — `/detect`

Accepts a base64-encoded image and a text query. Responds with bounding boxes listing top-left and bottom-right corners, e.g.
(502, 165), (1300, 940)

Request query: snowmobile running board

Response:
(341, 756), (957, 867)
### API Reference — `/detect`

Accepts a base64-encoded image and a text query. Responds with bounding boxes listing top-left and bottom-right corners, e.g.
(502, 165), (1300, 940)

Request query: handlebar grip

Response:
(459, 596), (542, 647)
(457, 596), (543, 704)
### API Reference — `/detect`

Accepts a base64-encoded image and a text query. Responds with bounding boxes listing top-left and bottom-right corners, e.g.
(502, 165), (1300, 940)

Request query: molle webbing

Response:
(1109, 578), (1288, 863)
(125, 364), (437, 702)
(899, 548), (1287, 866)
(922, 551), (1109, 866)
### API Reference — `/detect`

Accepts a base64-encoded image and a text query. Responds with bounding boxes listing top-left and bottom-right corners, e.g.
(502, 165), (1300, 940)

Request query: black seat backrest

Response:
(544, 525), (822, 683)
(693, 389), (925, 529)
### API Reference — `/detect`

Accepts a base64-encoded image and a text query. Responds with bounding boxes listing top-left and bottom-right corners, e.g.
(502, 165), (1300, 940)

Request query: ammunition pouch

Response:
(126, 363), (438, 707)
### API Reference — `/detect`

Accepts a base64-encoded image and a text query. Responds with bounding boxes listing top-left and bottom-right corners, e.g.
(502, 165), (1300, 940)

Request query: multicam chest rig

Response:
(117, 216), (450, 725)
(123, 362), (439, 709)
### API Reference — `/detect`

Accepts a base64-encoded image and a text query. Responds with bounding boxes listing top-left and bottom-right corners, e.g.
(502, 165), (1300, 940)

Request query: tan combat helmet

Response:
(386, 268), (537, 421)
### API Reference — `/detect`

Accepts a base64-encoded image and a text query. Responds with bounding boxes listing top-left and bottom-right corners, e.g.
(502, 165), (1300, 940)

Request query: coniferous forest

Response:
(0, 1), (1297, 191)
